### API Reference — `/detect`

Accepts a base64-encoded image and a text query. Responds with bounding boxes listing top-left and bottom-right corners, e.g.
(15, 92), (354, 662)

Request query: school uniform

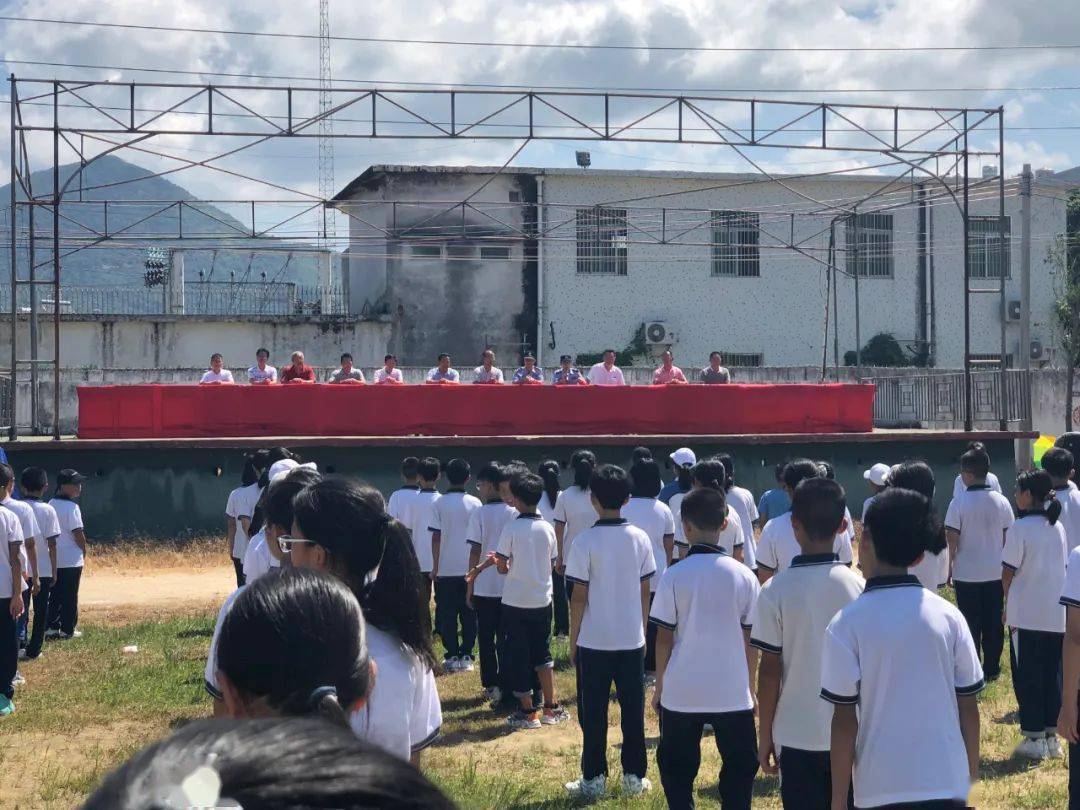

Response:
(564, 518), (656, 782)
(1003, 513), (1068, 739)
(467, 500), (518, 691)
(952, 471), (1001, 501)
(0, 507), (23, 701)
(224, 483), (260, 588)
(47, 496), (85, 636)
(387, 484), (420, 524)
(3, 498), (38, 647)
(538, 493), (569, 636)
(405, 488), (441, 605)
(821, 575), (984, 809)
(23, 498), (60, 658)
(756, 512), (853, 576)
(671, 493), (744, 562)
(750, 554), (864, 810)
(430, 490), (481, 661)
(553, 485), (598, 595)
(1058, 548), (1080, 805)
(651, 543), (760, 810)
(496, 514), (557, 701)
(727, 486), (759, 569)
(944, 484), (1015, 679)
(241, 528), (279, 584)
(909, 548), (949, 591)
(1055, 484), (1080, 551)
(622, 496), (676, 673)
(204, 586), (243, 702)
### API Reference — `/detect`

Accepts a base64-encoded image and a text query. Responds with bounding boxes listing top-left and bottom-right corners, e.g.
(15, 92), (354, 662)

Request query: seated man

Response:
(247, 348), (277, 384)
(473, 350), (504, 384)
(587, 349), (627, 386)
(426, 354), (460, 384)
(512, 355), (544, 385)
(373, 354), (404, 385)
(652, 350), (687, 385)
(552, 355), (586, 386)
(328, 353), (365, 384)
(200, 353), (235, 385)
(280, 351), (316, 384)
(699, 352), (731, 384)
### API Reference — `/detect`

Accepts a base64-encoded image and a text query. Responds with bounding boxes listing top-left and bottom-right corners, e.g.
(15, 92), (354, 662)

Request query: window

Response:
(446, 244), (477, 260)
(508, 190), (522, 203)
(479, 245), (511, 260)
(967, 216), (1011, 279)
(711, 211), (760, 277)
(968, 352), (1014, 367)
(845, 213), (893, 278)
(576, 207), (628, 275)
(719, 352), (764, 368)
(407, 244), (442, 259)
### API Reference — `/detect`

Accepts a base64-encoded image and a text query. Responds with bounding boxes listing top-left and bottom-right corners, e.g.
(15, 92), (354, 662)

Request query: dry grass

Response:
(90, 535), (229, 572)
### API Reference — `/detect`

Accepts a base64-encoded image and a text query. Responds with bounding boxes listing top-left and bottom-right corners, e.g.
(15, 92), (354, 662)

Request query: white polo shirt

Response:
(429, 490), (482, 578)
(952, 471), (1001, 501)
(387, 485), (420, 524)
(1059, 545), (1080, 610)
(749, 554), (864, 751)
(727, 486), (759, 567)
(50, 497), (85, 569)
(821, 575), (984, 808)
(553, 485), (598, 562)
(3, 497), (38, 583)
(944, 485), (1015, 582)
(241, 528), (279, 583)
(404, 489), (441, 573)
(909, 548), (949, 591)
(495, 514), (557, 609)
(466, 501), (518, 598)
(537, 492), (559, 525)
(225, 482), (261, 560)
(650, 544), (759, 713)
(26, 499), (61, 580)
(1002, 514), (1068, 633)
(622, 497), (676, 593)
(204, 585), (243, 700)
(1054, 485), (1080, 552)
(200, 369), (235, 384)
(672, 494), (744, 560)
(587, 363), (626, 386)
(0, 507), (21, 599)
(564, 518), (656, 651)
(247, 364), (277, 384)
(756, 512), (853, 574)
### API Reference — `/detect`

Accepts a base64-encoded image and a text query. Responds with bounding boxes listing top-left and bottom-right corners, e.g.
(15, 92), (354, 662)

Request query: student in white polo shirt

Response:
(823, 488), (983, 810)
(225, 457), (261, 588)
(817, 461), (856, 550)
(889, 462), (950, 590)
(19, 468), (59, 661)
(951, 441), (1002, 501)
(671, 459), (744, 562)
(405, 458), (441, 608)
(0, 494), (23, 715)
(538, 460), (569, 638)
(553, 450), (598, 591)
(1002, 469), (1068, 760)
(718, 454), (759, 569)
(1043, 448), (1080, 551)
(652, 488), (760, 810)
(751, 477), (863, 810)
(945, 446), (1015, 681)
(0, 464), (38, 660)
(1057, 539), (1080, 804)
(47, 469), (87, 640)
(430, 459), (481, 673)
(387, 457), (421, 523)
(564, 464), (656, 800)
(861, 462), (890, 521)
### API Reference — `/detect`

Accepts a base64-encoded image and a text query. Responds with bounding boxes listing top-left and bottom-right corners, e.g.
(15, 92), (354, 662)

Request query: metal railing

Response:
(870, 370), (1031, 428)
(0, 374), (12, 435)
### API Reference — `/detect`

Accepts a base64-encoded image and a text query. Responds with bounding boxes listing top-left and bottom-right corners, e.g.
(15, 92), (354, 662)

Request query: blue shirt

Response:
(512, 366), (544, 384)
(757, 488), (791, 523)
(552, 367), (584, 385)
(658, 480), (685, 505)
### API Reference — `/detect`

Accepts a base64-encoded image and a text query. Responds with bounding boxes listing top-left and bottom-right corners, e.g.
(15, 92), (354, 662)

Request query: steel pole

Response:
(1018, 163), (1033, 468)
(997, 110), (1008, 431)
(853, 210), (861, 381)
(52, 81), (61, 440)
(962, 115), (972, 431)
(8, 75), (17, 440)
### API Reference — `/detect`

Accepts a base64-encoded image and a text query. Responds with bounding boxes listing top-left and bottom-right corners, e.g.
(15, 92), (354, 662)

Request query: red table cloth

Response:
(76, 383), (875, 439)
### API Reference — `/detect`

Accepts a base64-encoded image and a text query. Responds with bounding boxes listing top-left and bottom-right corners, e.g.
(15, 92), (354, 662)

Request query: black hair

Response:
(267, 447), (300, 465)
(716, 453), (735, 492)
(20, 466), (47, 494)
(817, 460), (836, 480)
(887, 461), (946, 554)
(265, 468), (321, 533)
(502, 462), (529, 486)
(437, 353), (450, 362)
(83, 717), (454, 810)
(510, 472), (544, 507)
(240, 456), (260, 487)
(589, 464), (631, 510)
(400, 456), (420, 479)
(791, 478), (846, 541)
(560, 354), (572, 362)
(292, 477), (437, 672)
(602, 349), (616, 357)
(384, 354), (396, 363)
(863, 488), (940, 568)
(476, 462), (506, 486)
(538, 460), (561, 508)
(675, 463), (693, 492)
(680, 488), (728, 534)
(774, 462), (785, 483)
(1016, 469), (1062, 525)
(211, 352), (223, 362)
(0, 464), (13, 490)
(417, 457), (441, 483)
(629, 458), (662, 498)
(217, 567), (371, 725)
(570, 449), (598, 491)
(1042, 447), (1075, 481)
(248, 491), (268, 537)
(632, 446), (654, 464)
(256, 347), (270, 358)
(960, 447), (990, 478)
(340, 353), (353, 362)
(444, 458), (471, 487)
(691, 458), (727, 491)
(709, 351), (722, 360)
(1056, 433), (1080, 476)
(783, 459), (822, 490)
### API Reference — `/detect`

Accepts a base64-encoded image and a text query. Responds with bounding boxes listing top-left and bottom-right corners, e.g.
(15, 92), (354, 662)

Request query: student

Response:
(0, 485), (22, 715)
(224, 456), (261, 588)
(587, 349), (627, 386)
(553, 451), (599, 587)
(945, 446), (1015, 680)
(757, 462), (792, 527)
(951, 441), (1002, 500)
(19, 468), (59, 660)
(652, 350), (688, 385)
(823, 488), (983, 810)
(537, 460), (569, 638)
(1056, 432), (1080, 480)
(751, 478), (863, 810)
(387, 457), (421, 523)
(890, 461), (950, 590)
(429, 459), (481, 673)
(404, 458), (441, 607)
(1002, 469), (1068, 759)
(564, 464), (656, 800)
(817, 461), (856, 550)
(200, 353), (235, 384)
(1043, 447), (1080, 551)
(0, 464), (37, 660)
(473, 349), (505, 384)
(659, 447), (695, 505)
(84, 717), (455, 810)
(247, 347), (277, 384)
(328, 353), (366, 384)
(718, 454), (760, 569)
(466, 463), (517, 705)
(280, 351), (316, 384)
(373, 353), (404, 385)
(552, 354), (585, 386)
(512, 355), (544, 384)
(623, 458), (676, 682)
(1058, 527), (1080, 805)
(47, 469), (87, 640)
(632, 446), (654, 464)
(426, 354), (460, 384)
(861, 462), (890, 521)
(653, 488), (760, 810)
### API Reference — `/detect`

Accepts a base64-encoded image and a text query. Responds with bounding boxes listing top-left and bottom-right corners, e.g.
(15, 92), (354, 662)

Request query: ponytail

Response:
(570, 450), (597, 491)
(1016, 469), (1062, 525)
(538, 460), (561, 508)
(717, 453), (735, 493)
(690, 458), (726, 492)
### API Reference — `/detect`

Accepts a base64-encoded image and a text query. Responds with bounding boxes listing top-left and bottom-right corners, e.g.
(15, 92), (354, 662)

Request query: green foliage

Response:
(843, 332), (927, 367)
(575, 323), (650, 367)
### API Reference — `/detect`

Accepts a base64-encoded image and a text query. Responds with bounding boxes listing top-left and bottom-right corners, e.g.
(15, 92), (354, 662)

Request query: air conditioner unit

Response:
(645, 321), (677, 345)
(1030, 339), (1045, 361)
(1006, 300), (1022, 321)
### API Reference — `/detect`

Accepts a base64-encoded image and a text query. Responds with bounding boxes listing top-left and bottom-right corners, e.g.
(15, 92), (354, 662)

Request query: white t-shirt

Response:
(1002, 514), (1068, 633)
(587, 363), (626, 386)
(3, 497), (38, 583)
(821, 576), (983, 808)
(952, 471), (1001, 501)
(247, 364), (278, 384)
(466, 502), (518, 598)
(727, 486), (759, 567)
(944, 486), (1015, 582)
(373, 367), (404, 384)
(756, 512), (853, 574)
(26, 499), (61, 580)
(50, 497), (85, 569)
(672, 493), (744, 560)
(749, 554), (864, 750)
(622, 497), (676, 593)
(909, 548), (949, 591)
(1054, 485), (1080, 552)
(404, 490), (441, 573)
(200, 369), (235, 384)
(225, 483), (261, 560)
(495, 514), (557, 609)
(650, 545), (759, 713)
(564, 518), (656, 651)
(0, 507), (22, 599)
(537, 492), (559, 525)
(387, 486), (420, 524)
(1059, 545), (1080, 610)
(429, 491), (482, 578)
(350, 625), (442, 761)
(553, 485), (598, 562)
(204, 586), (244, 700)
(241, 529), (279, 583)
(473, 366), (505, 384)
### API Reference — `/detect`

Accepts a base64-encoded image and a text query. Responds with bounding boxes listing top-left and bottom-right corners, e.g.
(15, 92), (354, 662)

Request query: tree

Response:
(843, 332), (925, 367)
(1048, 189), (1080, 430)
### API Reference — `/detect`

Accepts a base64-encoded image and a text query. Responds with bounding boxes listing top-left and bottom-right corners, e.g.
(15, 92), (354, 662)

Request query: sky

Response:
(2, 0), (1079, 221)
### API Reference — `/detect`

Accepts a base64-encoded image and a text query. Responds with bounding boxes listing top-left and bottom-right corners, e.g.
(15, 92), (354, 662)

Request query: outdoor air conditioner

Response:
(645, 321), (677, 346)
(1030, 339), (1045, 361)
(1006, 300), (1022, 321)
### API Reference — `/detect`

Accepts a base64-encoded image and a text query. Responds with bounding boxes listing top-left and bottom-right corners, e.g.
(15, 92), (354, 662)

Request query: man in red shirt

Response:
(280, 351), (316, 384)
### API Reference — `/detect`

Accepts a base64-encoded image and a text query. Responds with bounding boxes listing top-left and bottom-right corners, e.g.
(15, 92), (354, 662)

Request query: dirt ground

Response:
(81, 564), (235, 614)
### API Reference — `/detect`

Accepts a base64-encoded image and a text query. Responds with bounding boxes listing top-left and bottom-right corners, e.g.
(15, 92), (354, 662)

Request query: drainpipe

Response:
(536, 173), (545, 367)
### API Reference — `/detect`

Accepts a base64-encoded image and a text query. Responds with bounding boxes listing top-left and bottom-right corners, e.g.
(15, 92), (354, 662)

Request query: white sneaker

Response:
(565, 775), (606, 800)
(443, 656), (460, 673)
(17, 649), (26, 661)
(487, 686), (503, 708)
(459, 655), (475, 672)
(1046, 735), (1065, 758)
(1014, 736), (1048, 760)
(11, 672), (25, 686)
(59, 629), (82, 640)
(621, 775), (652, 796)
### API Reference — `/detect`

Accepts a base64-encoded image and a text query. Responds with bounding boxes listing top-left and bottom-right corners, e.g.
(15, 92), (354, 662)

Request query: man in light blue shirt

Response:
(512, 355), (544, 384)
(426, 353), (461, 383)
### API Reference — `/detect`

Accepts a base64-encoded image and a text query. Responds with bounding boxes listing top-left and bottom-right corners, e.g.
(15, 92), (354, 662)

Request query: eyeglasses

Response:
(278, 535), (316, 553)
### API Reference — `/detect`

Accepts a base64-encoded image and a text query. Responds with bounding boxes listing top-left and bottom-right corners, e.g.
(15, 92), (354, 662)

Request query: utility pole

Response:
(1018, 163), (1033, 467)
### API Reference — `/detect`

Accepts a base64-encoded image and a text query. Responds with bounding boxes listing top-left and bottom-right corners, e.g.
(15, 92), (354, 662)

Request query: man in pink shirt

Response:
(652, 350), (687, 385)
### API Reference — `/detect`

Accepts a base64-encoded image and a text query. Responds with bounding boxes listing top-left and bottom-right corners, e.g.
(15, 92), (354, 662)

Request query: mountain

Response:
(1, 156), (323, 286)
(1056, 166), (1080, 183)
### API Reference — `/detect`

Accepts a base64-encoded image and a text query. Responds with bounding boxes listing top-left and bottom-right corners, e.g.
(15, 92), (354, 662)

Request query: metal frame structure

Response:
(7, 76), (1008, 438)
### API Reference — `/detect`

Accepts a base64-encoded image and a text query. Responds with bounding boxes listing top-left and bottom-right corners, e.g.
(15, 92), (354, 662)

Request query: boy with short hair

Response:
(19, 467), (59, 660)
(945, 446), (1015, 680)
(652, 487), (760, 810)
(47, 469), (87, 640)
(0, 488), (23, 715)
(405, 458), (442, 608)
(1043, 447), (1080, 551)
(430, 458), (481, 673)
(0, 464), (38, 662)
(387, 457), (421, 523)
(751, 478), (864, 810)
(564, 464), (656, 800)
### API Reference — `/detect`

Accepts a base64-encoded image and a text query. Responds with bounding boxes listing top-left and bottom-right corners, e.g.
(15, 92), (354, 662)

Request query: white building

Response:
(332, 165), (1073, 371)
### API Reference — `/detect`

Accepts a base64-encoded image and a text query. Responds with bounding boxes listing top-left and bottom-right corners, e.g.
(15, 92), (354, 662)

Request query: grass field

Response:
(0, 544), (1072, 808)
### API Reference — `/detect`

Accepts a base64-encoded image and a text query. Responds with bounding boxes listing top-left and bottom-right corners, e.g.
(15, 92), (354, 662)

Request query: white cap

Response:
(863, 462), (891, 487)
(670, 447), (697, 468)
(268, 459), (318, 483)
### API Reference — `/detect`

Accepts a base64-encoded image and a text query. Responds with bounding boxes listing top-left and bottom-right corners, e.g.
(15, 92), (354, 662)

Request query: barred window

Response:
(967, 216), (1011, 279)
(576, 207), (628, 275)
(479, 245), (512, 260)
(719, 352), (764, 367)
(711, 211), (760, 277)
(845, 213), (893, 278)
(407, 244), (442, 259)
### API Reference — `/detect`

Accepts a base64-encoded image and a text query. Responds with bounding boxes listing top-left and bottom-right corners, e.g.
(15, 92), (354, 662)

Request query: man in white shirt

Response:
(47, 469), (88, 639)
(587, 350), (627, 387)
(200, 353), (235, 385)
(328, 352), (366, 384)
(0, 490), (23, 715)
(373, 354), (404, 385)
(426, 354), (460, 384)
(19, 467), (59, 660)
(473, 349), (504, 384)
(247, 347), (277, 384)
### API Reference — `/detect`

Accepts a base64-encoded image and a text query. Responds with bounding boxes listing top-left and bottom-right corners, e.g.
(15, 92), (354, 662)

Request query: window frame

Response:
(576, 207), (629, 276)
(966, 215), (1011, 280)
(711, 210), (761, 277)
(718, 352), (764, 368)
(844, 212), (894, 279)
